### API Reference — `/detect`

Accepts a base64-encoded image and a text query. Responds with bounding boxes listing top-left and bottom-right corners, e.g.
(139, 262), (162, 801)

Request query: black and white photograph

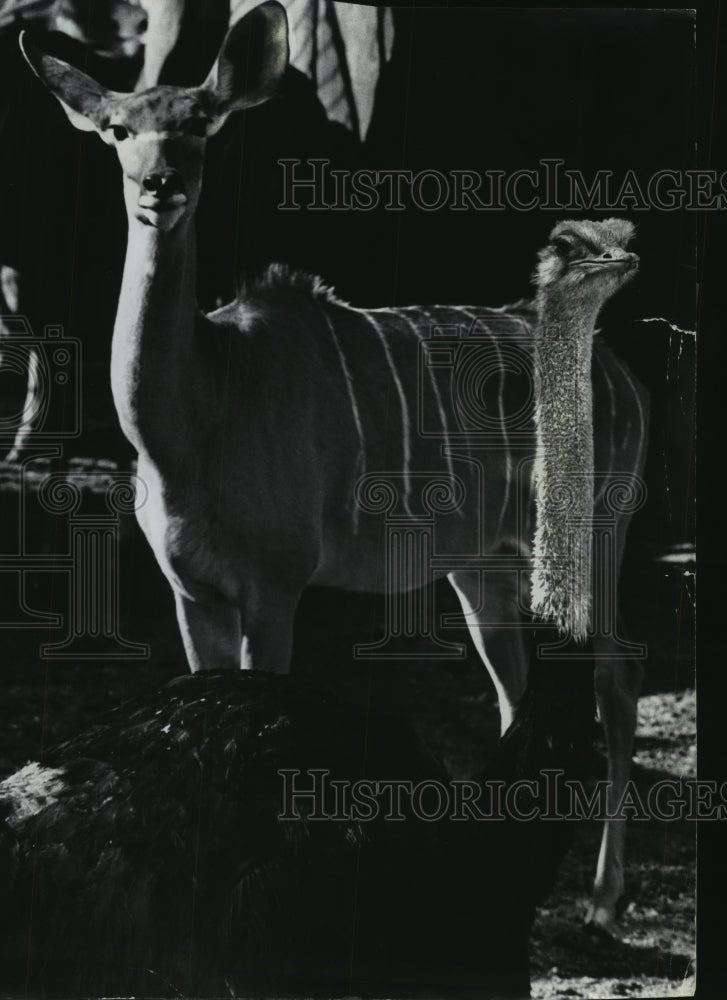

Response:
(0, 2), (708, 997)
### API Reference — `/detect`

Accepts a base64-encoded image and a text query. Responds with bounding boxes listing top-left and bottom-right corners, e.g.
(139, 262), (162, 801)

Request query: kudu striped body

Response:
(20, 0), (647, 934)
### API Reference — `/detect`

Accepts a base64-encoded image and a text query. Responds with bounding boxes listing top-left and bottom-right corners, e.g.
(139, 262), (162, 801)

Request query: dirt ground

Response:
(529, 689), (696, 999)
(0, 457), (696, 999)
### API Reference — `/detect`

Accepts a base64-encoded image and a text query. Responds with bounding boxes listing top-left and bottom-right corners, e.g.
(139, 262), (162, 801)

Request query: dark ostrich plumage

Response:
(0, 644), (595, 999)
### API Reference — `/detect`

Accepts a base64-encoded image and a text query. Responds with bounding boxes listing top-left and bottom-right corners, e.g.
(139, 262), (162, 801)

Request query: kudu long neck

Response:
(111, 211), (199, 458)
(531, 285), (603, 643)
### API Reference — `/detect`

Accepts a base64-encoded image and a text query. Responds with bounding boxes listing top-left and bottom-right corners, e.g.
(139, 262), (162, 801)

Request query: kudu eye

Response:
(112, 125), (129, 142)
(183, 118), (208, 138)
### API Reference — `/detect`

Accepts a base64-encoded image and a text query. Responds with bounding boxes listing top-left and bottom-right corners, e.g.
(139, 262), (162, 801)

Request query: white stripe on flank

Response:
(456, 306), (512, 541)
(595, 360), (616, 507)
(355, 308), (413, 518)
(410, 303), (478, 468)
(321, 309), (366, 531)
(404, 307), (459, 505)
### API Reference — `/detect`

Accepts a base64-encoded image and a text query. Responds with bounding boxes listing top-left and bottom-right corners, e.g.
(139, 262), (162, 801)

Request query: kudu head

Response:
(19, 0), (289, 233)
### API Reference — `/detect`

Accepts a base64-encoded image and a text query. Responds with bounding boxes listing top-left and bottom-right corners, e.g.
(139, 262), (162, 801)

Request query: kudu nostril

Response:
(142, 171), (182, 199)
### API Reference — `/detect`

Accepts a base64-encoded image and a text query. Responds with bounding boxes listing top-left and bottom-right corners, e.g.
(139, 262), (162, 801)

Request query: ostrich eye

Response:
(553, 236), (574, 256)
(111, 125), (129, 142)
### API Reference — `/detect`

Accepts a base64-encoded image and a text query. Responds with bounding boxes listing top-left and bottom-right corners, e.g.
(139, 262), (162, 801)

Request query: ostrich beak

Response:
(578, 249), (639, 271)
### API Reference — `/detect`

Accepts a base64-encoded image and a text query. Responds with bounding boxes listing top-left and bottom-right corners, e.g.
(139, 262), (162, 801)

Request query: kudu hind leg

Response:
(587, 641), (644, 932)
(447, 569), (529, 734)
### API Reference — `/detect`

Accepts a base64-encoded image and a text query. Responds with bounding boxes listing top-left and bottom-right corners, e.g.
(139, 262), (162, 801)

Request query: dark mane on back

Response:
(241, 263), (349, 307)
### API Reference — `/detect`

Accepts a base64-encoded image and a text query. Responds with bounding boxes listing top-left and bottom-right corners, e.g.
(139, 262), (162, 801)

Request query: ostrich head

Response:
(534, 218), (638, 311)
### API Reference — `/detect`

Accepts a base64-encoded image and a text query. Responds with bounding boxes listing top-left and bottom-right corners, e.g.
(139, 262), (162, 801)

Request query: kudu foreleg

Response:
(174, 582), (300, 673)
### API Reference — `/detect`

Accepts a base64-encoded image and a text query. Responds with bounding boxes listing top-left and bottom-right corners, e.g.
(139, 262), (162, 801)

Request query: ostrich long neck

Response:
(531, 289), (603, 643)
(111, 217), (199, 458)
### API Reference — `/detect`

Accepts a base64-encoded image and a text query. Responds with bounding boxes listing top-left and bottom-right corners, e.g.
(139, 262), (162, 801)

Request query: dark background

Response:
(690, 0), (724, 994)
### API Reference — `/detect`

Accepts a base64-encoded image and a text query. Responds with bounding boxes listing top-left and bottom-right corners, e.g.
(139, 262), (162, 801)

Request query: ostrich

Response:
(530, 218), (645, 932)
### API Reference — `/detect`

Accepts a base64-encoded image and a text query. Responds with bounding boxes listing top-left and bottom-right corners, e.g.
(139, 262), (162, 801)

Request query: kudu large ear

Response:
(18, 31), (110, 133)
(203, 1), (289, 135)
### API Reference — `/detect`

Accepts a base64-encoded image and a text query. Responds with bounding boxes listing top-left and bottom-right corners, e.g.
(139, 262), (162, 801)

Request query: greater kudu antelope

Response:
(20, 0), (648, 934)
